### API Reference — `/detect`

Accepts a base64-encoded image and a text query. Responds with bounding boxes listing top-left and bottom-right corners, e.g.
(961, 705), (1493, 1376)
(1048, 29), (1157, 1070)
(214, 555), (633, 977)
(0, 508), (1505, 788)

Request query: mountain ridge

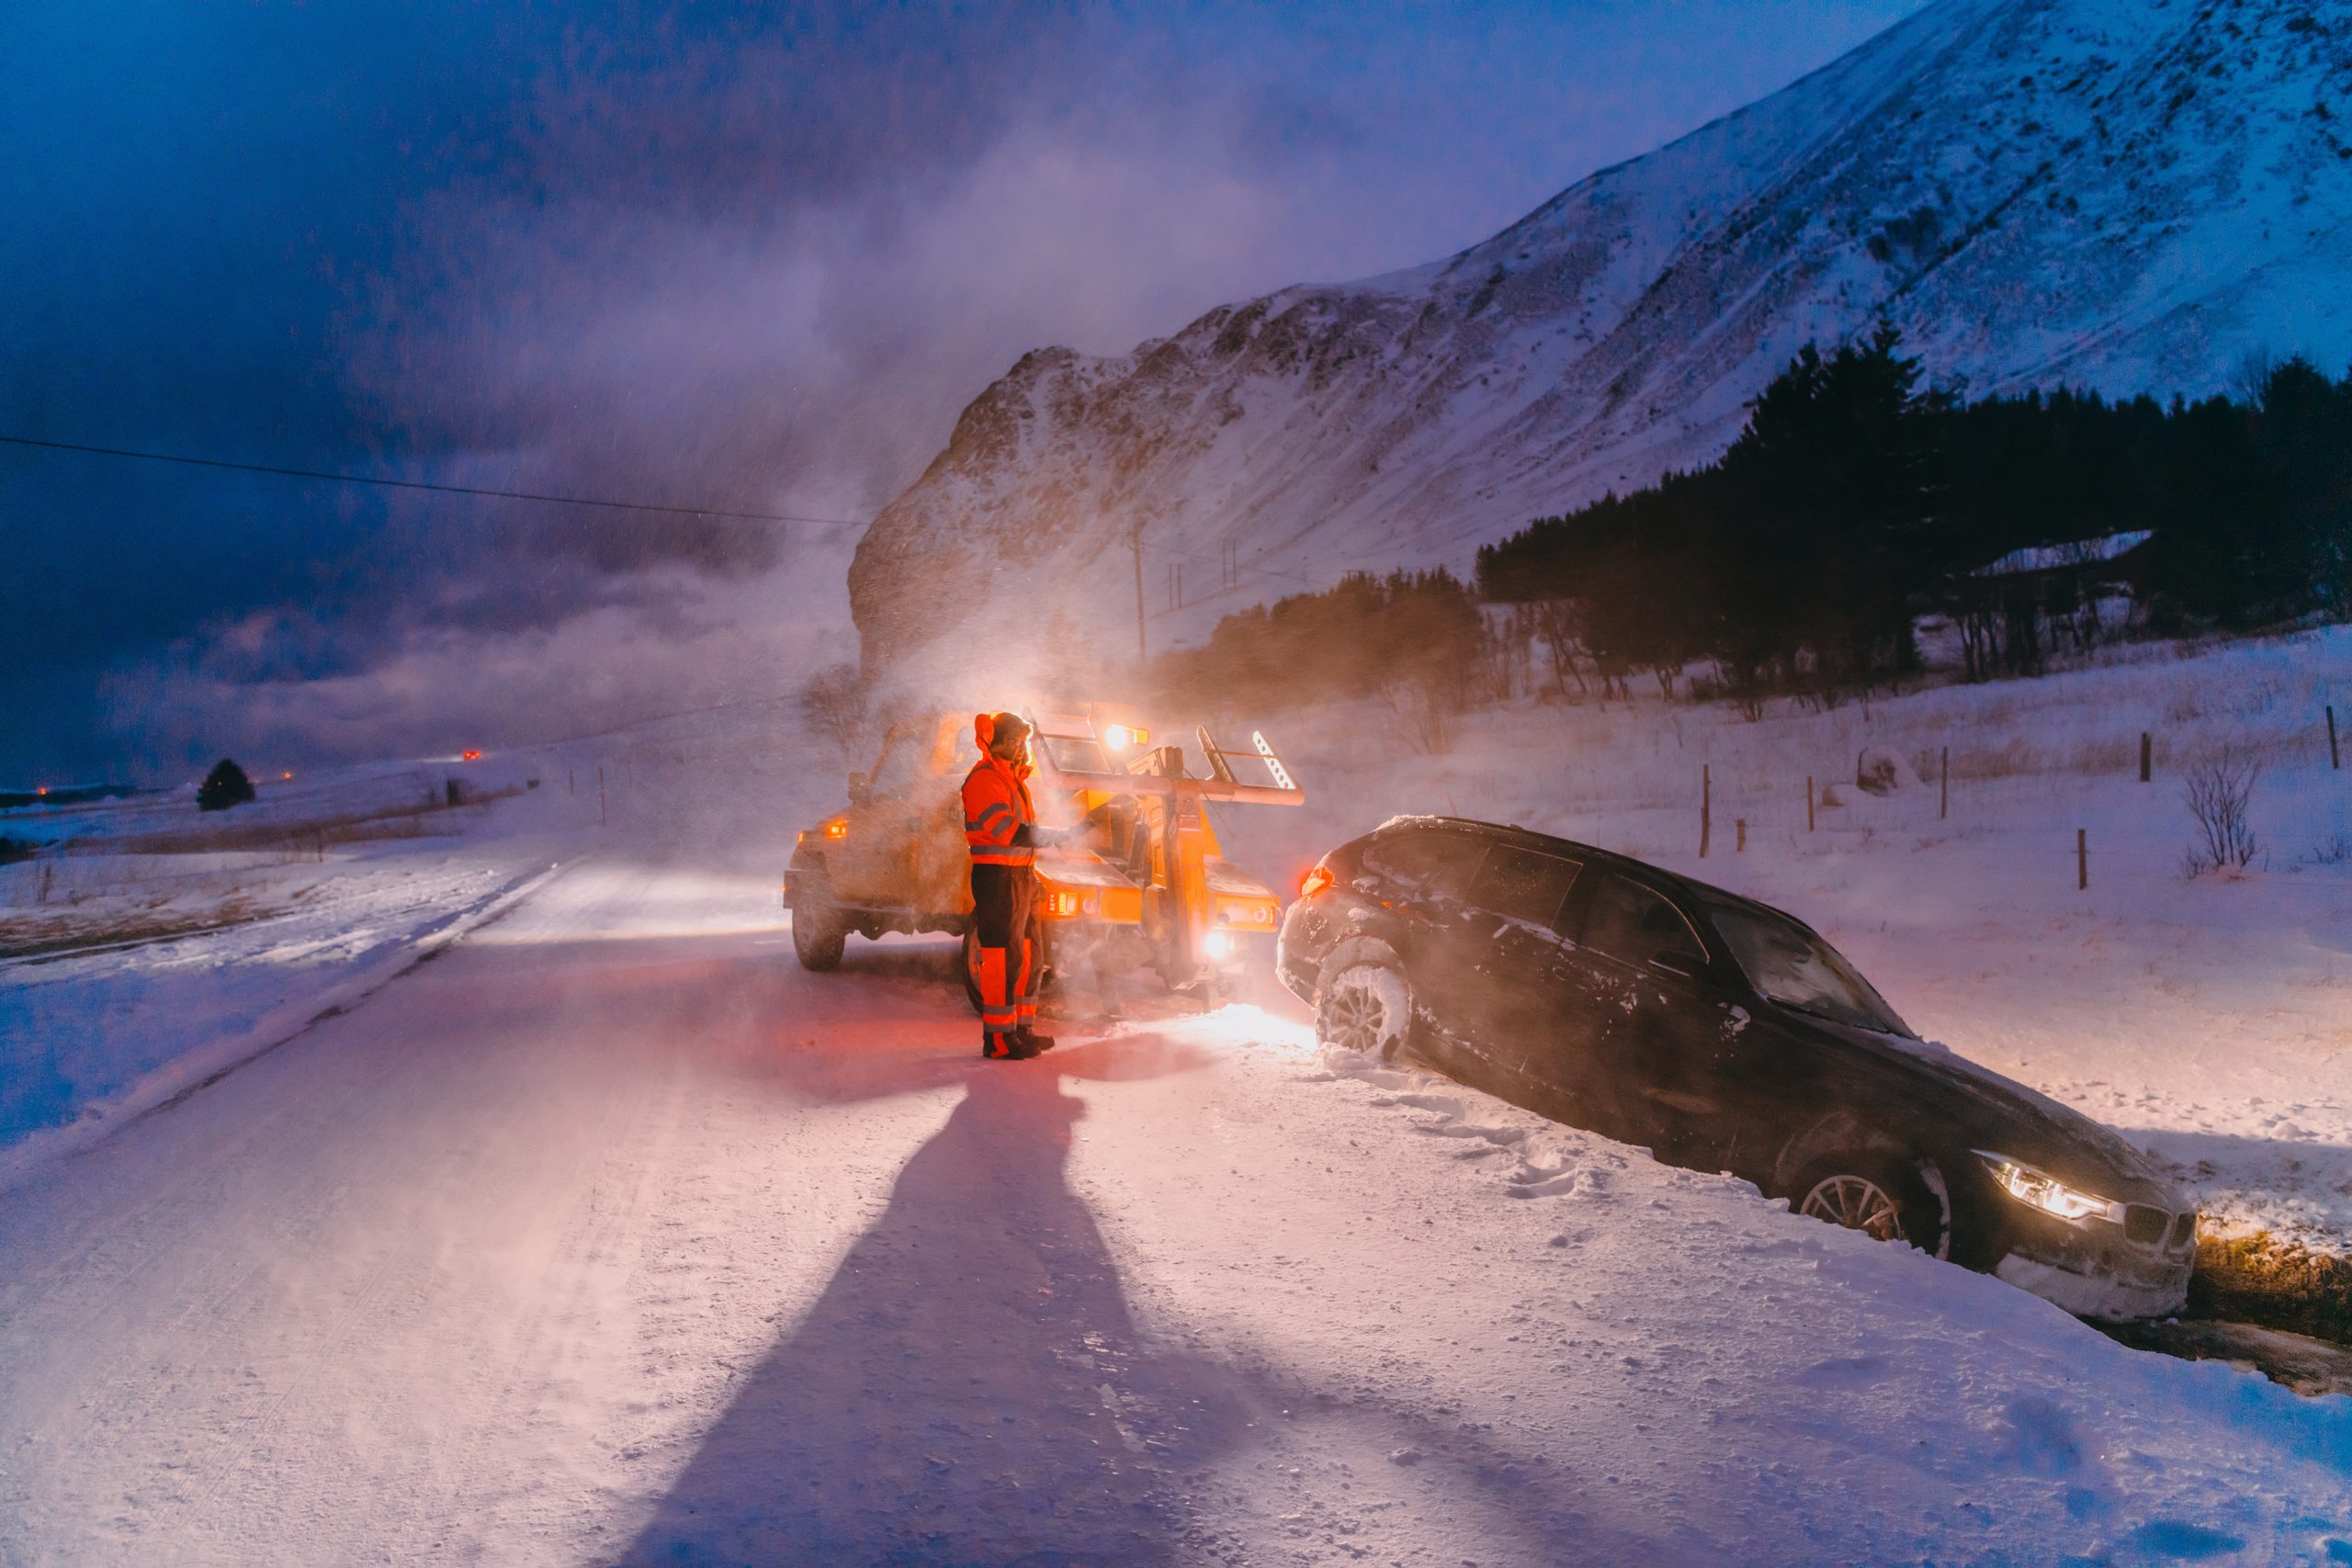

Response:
(850, 0), (2352, 677)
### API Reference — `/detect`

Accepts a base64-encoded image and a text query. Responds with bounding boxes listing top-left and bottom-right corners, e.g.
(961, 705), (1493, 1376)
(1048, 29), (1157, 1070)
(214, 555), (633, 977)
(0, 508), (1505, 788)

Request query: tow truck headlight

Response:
(1977, 1153), (2124, 1224)
(1203, 930), (1234, 961)
(1102, 724), (1149, 753)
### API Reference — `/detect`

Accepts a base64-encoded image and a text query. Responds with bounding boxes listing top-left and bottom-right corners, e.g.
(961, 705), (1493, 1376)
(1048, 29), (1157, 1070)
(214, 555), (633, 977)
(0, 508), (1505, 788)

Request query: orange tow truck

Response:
(784, 706), (1304, 1010)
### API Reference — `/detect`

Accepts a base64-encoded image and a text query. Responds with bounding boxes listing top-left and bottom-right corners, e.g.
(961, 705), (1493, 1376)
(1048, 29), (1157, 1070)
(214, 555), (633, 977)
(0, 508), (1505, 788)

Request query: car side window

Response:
(1579, 873), (1706, 967)
(1362, 830), (1486, 900)
(866, 736), (922, 801)
(1464, 845), (1582, 930)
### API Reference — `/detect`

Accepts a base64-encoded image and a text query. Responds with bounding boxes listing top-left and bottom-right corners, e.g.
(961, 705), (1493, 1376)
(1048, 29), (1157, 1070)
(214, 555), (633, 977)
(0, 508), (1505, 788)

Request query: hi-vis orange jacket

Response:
(962, 714), (1038, 868)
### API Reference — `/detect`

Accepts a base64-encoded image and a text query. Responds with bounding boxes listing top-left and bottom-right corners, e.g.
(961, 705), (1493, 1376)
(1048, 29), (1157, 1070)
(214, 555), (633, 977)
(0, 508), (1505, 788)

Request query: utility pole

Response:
(1131, 523), (1148, 666)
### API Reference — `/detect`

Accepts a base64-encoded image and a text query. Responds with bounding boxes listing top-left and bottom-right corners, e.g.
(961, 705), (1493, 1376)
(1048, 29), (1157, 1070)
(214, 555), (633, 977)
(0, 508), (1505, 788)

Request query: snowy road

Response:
(3, 858), (2349, 1565)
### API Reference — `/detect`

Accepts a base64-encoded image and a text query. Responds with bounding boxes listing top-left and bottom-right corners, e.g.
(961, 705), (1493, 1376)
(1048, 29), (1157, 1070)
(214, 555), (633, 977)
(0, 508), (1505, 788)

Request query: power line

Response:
(0, 433), (869, 528)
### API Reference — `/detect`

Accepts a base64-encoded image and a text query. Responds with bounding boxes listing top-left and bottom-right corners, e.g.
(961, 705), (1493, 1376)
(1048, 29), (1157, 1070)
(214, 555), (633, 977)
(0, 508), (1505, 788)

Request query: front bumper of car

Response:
(1990, 1206), (2196, 1321)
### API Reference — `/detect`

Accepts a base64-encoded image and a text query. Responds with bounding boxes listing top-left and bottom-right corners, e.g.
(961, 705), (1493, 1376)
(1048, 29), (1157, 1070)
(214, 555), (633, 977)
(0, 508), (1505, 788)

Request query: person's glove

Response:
(1035, 804), (1114, 848)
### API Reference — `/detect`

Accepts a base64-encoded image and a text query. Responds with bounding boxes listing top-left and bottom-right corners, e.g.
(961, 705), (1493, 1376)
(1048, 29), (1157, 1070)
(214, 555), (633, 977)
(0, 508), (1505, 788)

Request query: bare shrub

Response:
(2302, 831), (2352, 868)
(799, 662), (869, 767)
(2183, 745), (2262, 874)
(1528, 599), (1590, 701)
(1377, 665), (1461, 755)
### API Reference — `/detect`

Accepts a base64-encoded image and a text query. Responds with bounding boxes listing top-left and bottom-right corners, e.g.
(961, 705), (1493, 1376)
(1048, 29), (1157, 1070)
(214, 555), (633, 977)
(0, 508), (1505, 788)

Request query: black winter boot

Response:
(1013, 1025), (1056, 1055)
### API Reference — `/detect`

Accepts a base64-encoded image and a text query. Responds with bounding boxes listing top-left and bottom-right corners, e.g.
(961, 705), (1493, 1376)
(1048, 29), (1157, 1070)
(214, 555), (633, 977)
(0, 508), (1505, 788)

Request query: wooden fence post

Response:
(2076, 828), (2087, 891)
(2140, 731), (2152, 783)
(1939, 746), (1950, 821)
(2330, 706), (2341, 772)
(1700, 764), (1712, 858)
(1736, 818), (1747, 853)
(1806, 775), (1815, 833)
(598, 765), (607, 827)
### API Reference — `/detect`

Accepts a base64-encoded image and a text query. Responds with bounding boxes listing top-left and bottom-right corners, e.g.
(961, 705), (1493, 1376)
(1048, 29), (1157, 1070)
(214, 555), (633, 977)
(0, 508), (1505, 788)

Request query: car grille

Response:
(2169, 1211), (2198, 1250)
(2124, 1205), (2169, 1247)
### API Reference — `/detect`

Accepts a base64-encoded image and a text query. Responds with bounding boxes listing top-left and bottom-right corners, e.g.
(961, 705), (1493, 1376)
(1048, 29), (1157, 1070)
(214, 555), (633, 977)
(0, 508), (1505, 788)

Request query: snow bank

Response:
(1068, 1007), (2352, 1562)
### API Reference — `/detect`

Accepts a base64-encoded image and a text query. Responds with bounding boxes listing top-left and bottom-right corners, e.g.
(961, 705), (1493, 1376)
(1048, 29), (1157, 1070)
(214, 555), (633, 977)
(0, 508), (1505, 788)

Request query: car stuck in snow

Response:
(1278, 815), (2198, 1321)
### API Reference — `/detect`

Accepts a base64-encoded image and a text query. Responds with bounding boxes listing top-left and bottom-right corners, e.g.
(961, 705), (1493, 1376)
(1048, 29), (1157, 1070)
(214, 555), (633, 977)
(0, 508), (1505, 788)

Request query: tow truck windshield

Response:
(1037, 734), (1112, 774)
(1703, 901), (1912, 1038)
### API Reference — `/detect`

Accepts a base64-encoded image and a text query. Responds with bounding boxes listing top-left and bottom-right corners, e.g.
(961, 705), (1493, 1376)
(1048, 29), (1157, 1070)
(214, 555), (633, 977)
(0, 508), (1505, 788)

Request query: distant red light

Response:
(461, 750), (483, 761)
(35, 785), (47, 796)
(281, 772), (293, 780)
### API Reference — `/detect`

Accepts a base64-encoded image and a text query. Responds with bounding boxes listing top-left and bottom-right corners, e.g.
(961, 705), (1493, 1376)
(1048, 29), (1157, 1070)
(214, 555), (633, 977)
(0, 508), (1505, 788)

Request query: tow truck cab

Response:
(784, 706), (1298, 1004)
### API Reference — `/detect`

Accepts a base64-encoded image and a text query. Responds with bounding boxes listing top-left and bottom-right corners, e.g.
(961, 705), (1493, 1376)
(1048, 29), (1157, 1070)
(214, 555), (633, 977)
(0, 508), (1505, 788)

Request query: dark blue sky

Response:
(1, 1), (1926, 783)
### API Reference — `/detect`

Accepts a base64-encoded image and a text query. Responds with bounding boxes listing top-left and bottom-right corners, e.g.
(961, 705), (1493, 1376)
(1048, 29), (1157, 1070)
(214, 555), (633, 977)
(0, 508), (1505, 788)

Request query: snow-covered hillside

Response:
(851, 0), (2352, 675)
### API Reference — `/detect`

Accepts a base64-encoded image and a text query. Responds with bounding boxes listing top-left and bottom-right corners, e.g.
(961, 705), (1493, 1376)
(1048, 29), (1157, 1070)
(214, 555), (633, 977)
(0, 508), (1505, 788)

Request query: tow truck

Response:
(784, 706), (1304, 1011)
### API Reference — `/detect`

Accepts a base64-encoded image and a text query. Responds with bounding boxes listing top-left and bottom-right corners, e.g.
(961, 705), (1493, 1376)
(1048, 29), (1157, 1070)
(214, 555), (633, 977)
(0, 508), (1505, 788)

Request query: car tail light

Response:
(823, 818), (849, 840)
(1299, 863), (1334, 900)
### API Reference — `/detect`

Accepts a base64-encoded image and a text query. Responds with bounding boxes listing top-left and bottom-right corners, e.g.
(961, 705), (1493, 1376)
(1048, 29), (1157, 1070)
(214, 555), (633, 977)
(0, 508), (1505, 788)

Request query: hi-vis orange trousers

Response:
(968, 863), (1038, 1055)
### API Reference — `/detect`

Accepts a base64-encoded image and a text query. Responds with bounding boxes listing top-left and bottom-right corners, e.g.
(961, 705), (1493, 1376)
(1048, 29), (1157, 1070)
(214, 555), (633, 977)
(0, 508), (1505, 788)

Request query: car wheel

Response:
(1793, 1154), (1948, 1258)
(790, 877), (847, 972)
(1317, 964), (1410, 1063)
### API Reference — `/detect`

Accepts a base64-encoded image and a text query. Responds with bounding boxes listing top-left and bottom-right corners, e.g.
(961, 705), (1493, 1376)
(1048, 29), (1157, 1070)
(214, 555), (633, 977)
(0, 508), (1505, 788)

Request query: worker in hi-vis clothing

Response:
(961, 712), (1091, 1059)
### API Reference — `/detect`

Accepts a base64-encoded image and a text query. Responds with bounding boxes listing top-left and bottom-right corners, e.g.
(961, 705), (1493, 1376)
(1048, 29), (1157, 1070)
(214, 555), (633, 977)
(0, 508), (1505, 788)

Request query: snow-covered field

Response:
(0, 752), (602, 1172)
(5, 633), (2351, 1562)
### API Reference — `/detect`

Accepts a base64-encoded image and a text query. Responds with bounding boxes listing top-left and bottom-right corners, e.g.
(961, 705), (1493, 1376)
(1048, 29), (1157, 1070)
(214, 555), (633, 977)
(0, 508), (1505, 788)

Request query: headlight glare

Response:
(1976, 1152), (2123, 1224)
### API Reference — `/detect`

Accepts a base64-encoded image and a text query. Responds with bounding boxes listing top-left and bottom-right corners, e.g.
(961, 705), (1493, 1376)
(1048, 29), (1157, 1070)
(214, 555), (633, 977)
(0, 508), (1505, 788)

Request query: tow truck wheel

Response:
(958, 924), (1056, 1016)
(959, 926), (985, 1014)
(1317, 964), (1409, 1064)
(790, 878), (846, 972)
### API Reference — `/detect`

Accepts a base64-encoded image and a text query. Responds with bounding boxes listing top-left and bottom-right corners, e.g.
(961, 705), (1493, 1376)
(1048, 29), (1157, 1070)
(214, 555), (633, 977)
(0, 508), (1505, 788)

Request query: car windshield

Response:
(1703, 902), (1912, 1037)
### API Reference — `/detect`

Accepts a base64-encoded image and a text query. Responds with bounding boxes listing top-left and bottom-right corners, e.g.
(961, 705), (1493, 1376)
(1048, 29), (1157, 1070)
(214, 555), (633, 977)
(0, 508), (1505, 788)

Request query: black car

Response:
(1277, 815), (2197, 1320)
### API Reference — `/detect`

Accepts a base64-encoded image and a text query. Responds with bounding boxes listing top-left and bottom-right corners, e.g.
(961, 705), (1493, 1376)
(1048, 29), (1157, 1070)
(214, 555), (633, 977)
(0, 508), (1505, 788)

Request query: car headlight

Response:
(1976, 1152), (2124, 1224)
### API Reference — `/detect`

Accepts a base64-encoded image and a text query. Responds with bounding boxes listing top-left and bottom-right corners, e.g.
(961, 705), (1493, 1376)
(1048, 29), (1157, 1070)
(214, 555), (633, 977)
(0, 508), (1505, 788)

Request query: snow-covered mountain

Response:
(850, 0), (2352, 673)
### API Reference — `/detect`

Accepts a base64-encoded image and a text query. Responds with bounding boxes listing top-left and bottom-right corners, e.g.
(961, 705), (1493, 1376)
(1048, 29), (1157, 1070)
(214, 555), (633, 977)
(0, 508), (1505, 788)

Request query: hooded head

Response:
(976, 710), (1031, 766)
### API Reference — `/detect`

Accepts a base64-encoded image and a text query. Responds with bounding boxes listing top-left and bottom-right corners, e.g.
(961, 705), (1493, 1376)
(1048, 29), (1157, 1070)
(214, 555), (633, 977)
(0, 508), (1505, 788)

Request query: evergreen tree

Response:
(196, 758), (255, 812)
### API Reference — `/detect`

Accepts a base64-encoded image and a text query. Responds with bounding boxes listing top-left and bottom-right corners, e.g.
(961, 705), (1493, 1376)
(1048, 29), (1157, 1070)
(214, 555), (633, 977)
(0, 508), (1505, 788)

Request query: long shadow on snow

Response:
(619, 1035), (1623, 1567)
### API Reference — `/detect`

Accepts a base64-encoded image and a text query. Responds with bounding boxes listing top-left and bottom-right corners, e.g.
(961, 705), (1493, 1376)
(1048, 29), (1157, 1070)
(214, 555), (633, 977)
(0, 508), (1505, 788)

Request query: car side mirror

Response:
(846, 772), (871, 806)
(1648, 949), (1703, 979)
